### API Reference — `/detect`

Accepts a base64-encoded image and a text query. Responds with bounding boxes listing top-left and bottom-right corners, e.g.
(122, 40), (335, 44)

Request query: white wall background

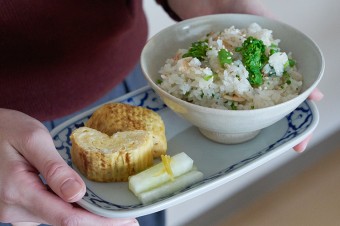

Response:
(143, 1), (340, 225)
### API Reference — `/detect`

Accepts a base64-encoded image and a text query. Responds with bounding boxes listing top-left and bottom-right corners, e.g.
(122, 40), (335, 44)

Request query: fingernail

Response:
(314, 90), (324, 101)
(124, 219), (139, 226)
(60, 178), (83, 201)
(296, 142), (308, 153)
(308, 89), (324, 101)
(112, 219), (139, 226)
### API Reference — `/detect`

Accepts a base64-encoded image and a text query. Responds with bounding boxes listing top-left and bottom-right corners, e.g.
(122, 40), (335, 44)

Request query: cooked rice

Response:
(158, 23), (303, 110)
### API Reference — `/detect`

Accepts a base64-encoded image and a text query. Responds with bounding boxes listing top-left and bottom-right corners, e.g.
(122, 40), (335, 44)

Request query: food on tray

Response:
(158, 23), (303, 110)
(70, 127), (154, 182)
(129, 152), (204, 204)
(86, 103), (167, 157)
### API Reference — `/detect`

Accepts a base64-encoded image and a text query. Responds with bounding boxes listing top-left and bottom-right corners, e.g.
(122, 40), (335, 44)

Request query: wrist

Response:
(166, 0), (234, 20)
(156, 0), (182, 21)
(161, 0), (273, 20)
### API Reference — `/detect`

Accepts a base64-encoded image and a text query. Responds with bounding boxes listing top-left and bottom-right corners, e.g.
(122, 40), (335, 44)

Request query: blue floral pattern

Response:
(52, 88), (314, 211)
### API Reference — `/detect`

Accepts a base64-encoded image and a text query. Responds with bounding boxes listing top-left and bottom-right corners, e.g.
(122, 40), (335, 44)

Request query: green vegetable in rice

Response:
(203, 75), (214, 81)
(283, 71), (292, 85)
(284, 58), (296, 71)
(156, 79), (163, 84)
(182, 40), (209, 60)
(236, 36), (267, 87)
(288, 59), (296, 67)
(218, 49), (233, 67)
(230, 102), (238, 110)
(269, 43), (280, 55)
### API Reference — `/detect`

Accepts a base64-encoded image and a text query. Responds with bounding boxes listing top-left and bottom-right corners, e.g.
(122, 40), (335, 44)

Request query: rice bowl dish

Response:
(141, 14), (323, 144)
(158, 23), (303, 110)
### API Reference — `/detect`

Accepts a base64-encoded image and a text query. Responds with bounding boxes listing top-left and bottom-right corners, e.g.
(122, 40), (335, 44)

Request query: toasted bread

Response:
(70, 127), (154, 182)
(85, 103), (167, 157)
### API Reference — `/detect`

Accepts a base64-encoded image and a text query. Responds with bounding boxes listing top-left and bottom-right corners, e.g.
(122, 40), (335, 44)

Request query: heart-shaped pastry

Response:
(70, 127), (154, 182)
(85, 103), (167, 157)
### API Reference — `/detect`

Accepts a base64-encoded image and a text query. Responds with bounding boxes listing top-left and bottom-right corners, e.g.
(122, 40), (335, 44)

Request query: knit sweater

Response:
(0, 0), (148, 121)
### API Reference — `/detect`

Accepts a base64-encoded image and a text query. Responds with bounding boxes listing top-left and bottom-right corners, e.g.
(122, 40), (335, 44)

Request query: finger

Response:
(24, 186), (139, 226)
(231, 0), (276, 19)
(12, 223), (40, 226)
(308, 88), (324, 101)
(293, 134), (312, 153)
(4, 169), (139, 226)
(12, 126), (86, 203)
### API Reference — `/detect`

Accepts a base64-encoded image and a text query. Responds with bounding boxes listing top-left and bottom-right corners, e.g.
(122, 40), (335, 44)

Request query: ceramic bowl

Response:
(141, 14), (324, 144)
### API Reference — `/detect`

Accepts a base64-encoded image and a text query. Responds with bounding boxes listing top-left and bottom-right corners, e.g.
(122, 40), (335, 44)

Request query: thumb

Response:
(15, 125), (86, 203)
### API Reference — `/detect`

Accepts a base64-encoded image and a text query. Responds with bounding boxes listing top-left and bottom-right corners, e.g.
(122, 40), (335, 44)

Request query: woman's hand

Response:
(0, 109), (139, 226)
(293, 88), (324, 152)
(167, 0), (275, 20)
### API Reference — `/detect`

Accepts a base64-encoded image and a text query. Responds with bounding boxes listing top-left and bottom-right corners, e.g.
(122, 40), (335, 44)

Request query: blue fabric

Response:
(0, 64), (165, 226)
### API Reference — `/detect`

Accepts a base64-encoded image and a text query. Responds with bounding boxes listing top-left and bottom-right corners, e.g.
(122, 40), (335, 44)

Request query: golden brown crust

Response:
(70, 127), (154, 182)
(85, 103), (167, 157)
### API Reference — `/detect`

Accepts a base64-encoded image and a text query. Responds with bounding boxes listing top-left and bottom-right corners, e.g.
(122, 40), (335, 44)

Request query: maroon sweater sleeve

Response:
(0, 0), (148, 121)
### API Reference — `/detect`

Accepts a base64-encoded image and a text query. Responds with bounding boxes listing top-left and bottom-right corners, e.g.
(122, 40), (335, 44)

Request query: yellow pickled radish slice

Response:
(161, 155), (174, 180)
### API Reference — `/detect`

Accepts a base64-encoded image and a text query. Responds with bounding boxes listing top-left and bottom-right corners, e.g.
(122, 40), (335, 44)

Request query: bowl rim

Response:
(141, 13), (325, 114)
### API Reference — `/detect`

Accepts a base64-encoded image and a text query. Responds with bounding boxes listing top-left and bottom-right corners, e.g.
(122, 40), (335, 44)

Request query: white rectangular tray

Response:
(51, 86), (318, 218)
